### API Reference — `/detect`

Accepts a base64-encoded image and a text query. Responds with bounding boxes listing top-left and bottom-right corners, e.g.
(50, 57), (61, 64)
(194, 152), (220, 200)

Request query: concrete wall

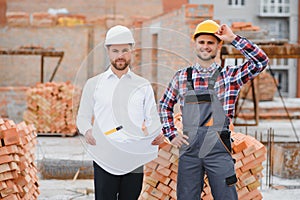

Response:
(140, 4), (214, 101)
(0, 24), (108, 121)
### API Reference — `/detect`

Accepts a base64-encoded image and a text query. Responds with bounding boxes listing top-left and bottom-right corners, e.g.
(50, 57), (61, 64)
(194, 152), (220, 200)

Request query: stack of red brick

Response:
(139, 113), (266, 200)
(0, 118), (39, 200)
(23, 82), (80, 136)
(240, 71), (277, 101)
(231, 22), (260, 32)
(6, 12), (86, 27)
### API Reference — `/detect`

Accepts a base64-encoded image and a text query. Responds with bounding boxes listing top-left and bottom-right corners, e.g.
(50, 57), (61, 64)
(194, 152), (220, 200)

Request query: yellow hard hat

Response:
(192, 20), (220, 40)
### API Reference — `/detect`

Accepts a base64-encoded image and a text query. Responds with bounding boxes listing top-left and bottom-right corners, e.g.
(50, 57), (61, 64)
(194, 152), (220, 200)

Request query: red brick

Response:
(241, 154), (255, 165)
(242, 145), (256, 157)
(241, 155), (266, 172)
(250, 165), (264, 175)
(238, 171), (251, 182)
(157, 183), (171, 195)
(233, 140), (247, 153)
(157, 166), (172, 177)
(252, 192), (263, 200)
(253, 146), (266, 158)
(232, 151), (244, 161)
(0, 181), (7, 190)
(158, 149), (172, 160)
(237, 186), (249, 199)
(150, 187), (164, 199)
(202, 193), (213, 200)
(168, 180), (176, 190)
(170, 146), (179, 156)
(0, 155), (14, 165)
(240, 188), (261, 200)
(0, 147), (9, 156)
(145, 161), (158, 170)
(235, 168), (243, 177)
(247, 180), (261, 191)
(169, 163), (178, 173)
(1, 194), (19, 200)
(235, 160), (243, 169)
(159, 142), (172, 152)
(169, 154), (179, 165)
(2, 128), (20, 146)
(169, 190), (176, 199)
(150, 171), (170, 185)
(144, 176), (159, 187)
(153, 156), (171, 169)
(241, 175), (256, 187)
(169, 171), (177, 181)
(140, 191), (158, 200)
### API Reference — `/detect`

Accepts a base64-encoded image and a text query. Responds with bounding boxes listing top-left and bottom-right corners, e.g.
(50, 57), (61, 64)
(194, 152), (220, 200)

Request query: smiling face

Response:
(107, 44), (132, 71)
(194, 34), (222, 63)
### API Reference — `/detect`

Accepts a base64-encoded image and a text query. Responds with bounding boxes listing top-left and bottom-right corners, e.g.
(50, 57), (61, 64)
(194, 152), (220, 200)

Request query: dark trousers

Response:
(93, 161), (143, 200)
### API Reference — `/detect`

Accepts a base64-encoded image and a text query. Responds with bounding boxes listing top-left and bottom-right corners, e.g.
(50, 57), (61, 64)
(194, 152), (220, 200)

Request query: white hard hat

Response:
(104, 25), (135, 46)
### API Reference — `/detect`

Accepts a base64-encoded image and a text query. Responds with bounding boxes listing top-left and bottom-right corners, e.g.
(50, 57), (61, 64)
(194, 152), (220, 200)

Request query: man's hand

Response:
(215, 24), (237, 43)
(85, 129), (96, 145)
(151, 132), (165, 145)
(171, 134), (189, 148)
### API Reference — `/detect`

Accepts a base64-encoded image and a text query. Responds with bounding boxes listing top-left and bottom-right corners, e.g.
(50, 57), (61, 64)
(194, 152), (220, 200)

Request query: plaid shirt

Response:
(159, 35), (269, 141)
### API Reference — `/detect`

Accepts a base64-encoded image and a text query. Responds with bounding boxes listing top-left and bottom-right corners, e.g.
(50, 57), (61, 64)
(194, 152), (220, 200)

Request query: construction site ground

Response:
(36, 97), (300, 200)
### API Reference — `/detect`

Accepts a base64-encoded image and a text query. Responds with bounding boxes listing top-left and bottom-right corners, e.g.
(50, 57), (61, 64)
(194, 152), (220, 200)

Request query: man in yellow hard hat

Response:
(77, 25), (164, 200)
(159, 19), (269, 199)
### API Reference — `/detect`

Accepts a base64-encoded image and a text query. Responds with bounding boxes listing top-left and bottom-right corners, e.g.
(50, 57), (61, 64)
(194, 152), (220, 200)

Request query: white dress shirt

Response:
(76, 67), (161, 175)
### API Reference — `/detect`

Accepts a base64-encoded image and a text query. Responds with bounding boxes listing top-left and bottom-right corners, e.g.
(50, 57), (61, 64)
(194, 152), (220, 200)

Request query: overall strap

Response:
(186, 67), (194, 90)
(208, 67), (222, 89)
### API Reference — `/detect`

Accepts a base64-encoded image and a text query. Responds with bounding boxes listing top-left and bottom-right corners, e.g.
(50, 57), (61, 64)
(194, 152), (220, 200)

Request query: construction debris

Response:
(273, 143), (300, 179)
(139, 113), (266, 200)
(0, 118), (40, 199)
(23, 82), (81, 136)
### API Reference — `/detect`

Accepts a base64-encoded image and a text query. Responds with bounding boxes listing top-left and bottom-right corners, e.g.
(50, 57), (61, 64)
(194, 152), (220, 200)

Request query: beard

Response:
(196, 52), (217, 61)
(111, 58), (131, 71)
(196, 48), (217, 61)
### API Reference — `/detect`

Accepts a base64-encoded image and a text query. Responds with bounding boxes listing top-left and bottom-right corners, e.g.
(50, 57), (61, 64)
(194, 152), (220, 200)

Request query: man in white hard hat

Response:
(76, 25), (164, 200)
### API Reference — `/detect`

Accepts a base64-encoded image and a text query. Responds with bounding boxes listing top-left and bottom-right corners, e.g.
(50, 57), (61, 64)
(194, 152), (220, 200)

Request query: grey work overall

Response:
(177, 67), (238, 200)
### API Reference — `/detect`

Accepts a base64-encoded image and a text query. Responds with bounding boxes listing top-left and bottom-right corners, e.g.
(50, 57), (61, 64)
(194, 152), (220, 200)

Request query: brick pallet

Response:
(23, 82), (80, 136)
(139, 114), (266, 200)
(0, 118), (39, 199)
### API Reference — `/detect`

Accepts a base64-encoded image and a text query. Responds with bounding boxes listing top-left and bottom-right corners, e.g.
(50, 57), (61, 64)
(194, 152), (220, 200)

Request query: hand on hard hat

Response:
(193, 20), (220, 40)
(215, 24), (237, 43)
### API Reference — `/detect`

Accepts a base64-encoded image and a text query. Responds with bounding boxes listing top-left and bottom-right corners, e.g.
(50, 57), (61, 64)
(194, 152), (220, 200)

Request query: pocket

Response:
(226, 174), (237, 186)
(218, 130), (232, 153)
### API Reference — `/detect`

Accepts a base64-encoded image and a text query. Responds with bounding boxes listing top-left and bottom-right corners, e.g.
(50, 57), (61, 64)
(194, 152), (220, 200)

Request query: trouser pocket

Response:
(218, 130), (232, 153)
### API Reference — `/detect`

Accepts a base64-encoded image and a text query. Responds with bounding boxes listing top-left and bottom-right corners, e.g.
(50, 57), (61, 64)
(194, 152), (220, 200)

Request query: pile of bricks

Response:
(23, 82), (80, 136)
(139, 113), (266, 200)
(231, 22), (260, 32)
(240, 71), (277, 101)
(0, 118), (39, 199)
(6, 12), (86, 27)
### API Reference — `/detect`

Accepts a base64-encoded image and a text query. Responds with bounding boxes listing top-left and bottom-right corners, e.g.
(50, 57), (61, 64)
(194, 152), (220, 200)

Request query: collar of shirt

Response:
(103, 67), (133, 79)
(194, 62), (218, 73)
